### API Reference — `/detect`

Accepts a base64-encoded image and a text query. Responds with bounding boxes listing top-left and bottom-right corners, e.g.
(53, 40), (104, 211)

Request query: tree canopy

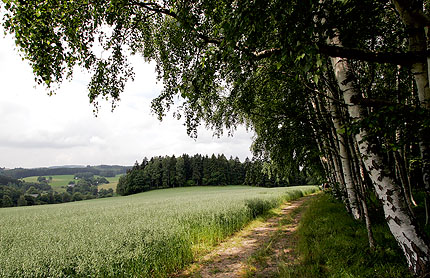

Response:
(2, 0), (430, 275)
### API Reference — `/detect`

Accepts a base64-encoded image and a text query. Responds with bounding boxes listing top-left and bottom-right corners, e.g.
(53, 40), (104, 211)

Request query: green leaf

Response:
(295, 53), (305, 62)
(313, 74), (319, 85)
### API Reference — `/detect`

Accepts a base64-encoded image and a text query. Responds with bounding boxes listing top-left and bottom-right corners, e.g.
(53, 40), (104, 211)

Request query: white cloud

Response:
(0, 28), (253, 168)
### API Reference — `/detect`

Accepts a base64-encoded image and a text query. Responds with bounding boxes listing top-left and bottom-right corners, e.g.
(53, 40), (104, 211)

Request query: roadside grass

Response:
(279, 194), (413, 278)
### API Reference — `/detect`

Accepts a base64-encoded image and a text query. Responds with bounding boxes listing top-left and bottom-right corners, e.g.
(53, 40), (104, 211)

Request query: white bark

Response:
(352, 137), (375, 248)
(328, 97), (361, 219)
(309, 98), (348, 201)
(330, 36), (430, 276)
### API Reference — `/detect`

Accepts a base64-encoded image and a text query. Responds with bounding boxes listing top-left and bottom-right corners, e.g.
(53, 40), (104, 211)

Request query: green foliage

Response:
(282, 194), (412, 278)
(2, 1), (430, 273)
(0, 0), (376, 176)
(0, 185), (318, 277)
(117, 153), (314, 195)
(0, 174), (120, 208)
(25, 186), (39, 195)
(17, 195), (27, 207)
(1, 195), (13, 207)
(4, 166), (128, 179)
(37, 176), (47, 183)
(74, 172), (94, 180)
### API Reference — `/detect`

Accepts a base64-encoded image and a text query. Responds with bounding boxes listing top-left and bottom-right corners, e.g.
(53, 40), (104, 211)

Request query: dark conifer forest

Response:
(116, 154), (317, 195)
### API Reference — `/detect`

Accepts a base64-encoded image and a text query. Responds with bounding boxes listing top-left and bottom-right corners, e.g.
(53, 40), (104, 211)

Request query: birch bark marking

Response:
(329, 36), (430, 276)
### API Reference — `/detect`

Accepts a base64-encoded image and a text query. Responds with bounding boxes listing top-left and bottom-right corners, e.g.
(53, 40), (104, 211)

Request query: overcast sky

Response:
(0, 28), (253, 169)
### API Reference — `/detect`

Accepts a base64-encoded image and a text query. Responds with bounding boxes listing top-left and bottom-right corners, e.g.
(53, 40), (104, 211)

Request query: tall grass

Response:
(0, 185), (317, 277)
(280, 194), (412, 278)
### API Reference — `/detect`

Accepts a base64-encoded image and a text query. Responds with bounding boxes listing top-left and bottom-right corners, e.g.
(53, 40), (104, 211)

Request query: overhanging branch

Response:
(130, 1), (222, 45)
(130, 1), (177, 18)
(129, 1), (428, 65)
(319, 44), (428, 66)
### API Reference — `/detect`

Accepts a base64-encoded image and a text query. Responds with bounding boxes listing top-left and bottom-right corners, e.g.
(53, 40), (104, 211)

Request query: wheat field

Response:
(0, 185), (318, 277)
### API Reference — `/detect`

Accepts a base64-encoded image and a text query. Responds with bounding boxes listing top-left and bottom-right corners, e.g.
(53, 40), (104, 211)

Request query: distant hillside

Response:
(0, 174), (20, 185)
(47, 165), (85, 169)
(1, 165), (131, 179)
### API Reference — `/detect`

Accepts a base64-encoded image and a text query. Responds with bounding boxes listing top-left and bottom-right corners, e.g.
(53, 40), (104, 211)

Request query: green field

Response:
(22, 174), (122, 192)
(0, 185), (317, 277)
(98, 175), (122, 191)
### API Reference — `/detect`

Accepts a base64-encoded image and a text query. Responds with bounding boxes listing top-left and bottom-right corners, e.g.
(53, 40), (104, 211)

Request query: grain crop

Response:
(0, 185), (318, 277)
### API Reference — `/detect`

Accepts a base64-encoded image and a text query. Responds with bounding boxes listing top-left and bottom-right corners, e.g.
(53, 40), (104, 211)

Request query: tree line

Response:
(0, 165), (129, 179)
(3, 0), (430, 275)
(116, 154), (317, 196)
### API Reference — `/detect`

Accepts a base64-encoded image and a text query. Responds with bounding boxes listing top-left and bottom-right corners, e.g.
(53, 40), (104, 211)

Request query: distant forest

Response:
(0, 155), (317, 207)
(0, 165), (129, 179)
(117, 153), (316, 196)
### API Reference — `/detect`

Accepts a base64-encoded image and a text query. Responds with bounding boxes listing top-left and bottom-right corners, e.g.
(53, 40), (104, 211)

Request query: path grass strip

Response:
(177, 194), (317, 278)
(242, 194), (314, 277)
(279, 194), (412, 278)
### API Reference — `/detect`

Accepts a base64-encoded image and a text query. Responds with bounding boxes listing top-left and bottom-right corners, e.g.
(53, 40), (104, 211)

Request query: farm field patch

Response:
(0, 185), (317, 277)
(97, 175), (122, 191)
(22, 175), (75, 192)
(22, 174), (122, 192)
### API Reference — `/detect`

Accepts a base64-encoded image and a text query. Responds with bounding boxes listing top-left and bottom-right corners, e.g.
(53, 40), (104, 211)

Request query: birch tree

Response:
(2, 0), (430, 275)
(330, 35), (429, 273)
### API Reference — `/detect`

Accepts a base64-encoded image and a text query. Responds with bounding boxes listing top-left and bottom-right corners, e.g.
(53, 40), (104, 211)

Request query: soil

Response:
(174, 194), (315, 278)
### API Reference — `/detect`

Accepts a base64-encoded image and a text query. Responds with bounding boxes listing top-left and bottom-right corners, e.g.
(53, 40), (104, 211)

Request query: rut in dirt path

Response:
(175, 194), (315, 278)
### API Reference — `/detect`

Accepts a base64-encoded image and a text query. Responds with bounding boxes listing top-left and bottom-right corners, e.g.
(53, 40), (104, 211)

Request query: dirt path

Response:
(175, 194), (315, 278)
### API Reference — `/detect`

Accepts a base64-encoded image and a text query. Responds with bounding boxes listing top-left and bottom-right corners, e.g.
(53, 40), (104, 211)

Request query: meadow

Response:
(22, 174), (122, 192)
(0, 185), (317, 277)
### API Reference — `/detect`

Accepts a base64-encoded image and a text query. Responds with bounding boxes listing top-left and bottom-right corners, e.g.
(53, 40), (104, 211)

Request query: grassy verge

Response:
(280, 193), (412, 278)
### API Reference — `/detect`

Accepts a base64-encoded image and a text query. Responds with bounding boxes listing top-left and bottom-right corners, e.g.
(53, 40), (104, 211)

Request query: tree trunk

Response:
(312, 96), (350, 203)
(352, 136), (376, 249)
(327, 93), (361, 219)
(426, 26), (430, 89)
(394, 150), (416, 217)
(330, 36), (430, 276)
(393, 0), (430, 217)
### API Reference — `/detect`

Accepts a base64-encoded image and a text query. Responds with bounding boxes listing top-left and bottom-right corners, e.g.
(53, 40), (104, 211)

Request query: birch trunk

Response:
(330, 36), (430, 276)
(308, 98), (347, 197)
(394, 150), (416, 217)
(327, 95), (361, 219)
(317, 99), (350, 202)
(352, 136), (376, 248)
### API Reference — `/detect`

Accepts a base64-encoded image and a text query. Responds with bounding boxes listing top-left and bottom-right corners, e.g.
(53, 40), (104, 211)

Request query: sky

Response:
(0, 28), (253, 169)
